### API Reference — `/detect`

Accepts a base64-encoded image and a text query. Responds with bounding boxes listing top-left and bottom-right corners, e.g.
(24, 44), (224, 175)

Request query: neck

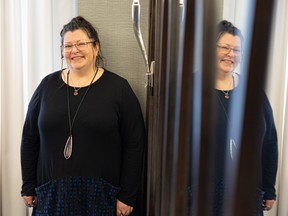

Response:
(68, 67), (97, 87)
(215, 72), (234, 90)
(70, 66), (96, 78)
(216, 71), (233, 79)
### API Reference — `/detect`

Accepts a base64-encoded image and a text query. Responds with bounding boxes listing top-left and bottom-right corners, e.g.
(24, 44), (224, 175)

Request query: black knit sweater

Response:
(21, 69), (145, 213)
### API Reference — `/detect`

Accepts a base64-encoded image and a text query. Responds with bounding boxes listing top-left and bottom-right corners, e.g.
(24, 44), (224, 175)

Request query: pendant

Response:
(222, 90), (229, 99)
(229, 138), (236, 160)
(64, 135), (73, 159)
(74, 90), (79, 96)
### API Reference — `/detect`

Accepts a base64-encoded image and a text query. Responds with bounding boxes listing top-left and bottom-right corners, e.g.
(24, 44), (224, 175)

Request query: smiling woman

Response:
(20, 16), (146, 216)
(212, 20), (278, 216)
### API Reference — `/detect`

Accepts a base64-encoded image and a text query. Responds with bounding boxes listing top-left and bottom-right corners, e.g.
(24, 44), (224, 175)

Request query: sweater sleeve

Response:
(117, 80), (146, 207)
(20, 83), (42, 196)
(261, 92), (278, 200)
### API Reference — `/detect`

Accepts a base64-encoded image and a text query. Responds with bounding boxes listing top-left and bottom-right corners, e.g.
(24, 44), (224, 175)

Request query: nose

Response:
(71, 44), (79, 52)
(227, 48), (235, 56)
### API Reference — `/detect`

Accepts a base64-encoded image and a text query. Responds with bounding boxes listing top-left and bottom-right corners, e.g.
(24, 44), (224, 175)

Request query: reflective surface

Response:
(146, 0), (278, 215)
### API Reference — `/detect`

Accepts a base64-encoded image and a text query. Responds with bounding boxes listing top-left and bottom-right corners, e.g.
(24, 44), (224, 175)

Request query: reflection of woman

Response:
(21, 16), (145, 216)
(213, 20), (278, 215)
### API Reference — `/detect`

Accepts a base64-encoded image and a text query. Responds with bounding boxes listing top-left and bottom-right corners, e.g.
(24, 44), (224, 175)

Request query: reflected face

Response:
(62, 29), (98, 72)
(216, 33), (242, 74)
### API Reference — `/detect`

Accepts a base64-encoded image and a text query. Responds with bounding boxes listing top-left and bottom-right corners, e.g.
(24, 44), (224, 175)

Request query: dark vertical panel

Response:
(233, 0), (276, 215)
(146, 0), (155, 213)
(173, 0), (196, 215)
(146, 0), (218, 215)
(159, 0), (194, 215)
(146, 0), (197, 215)
(146, 0), (168, 215)
(159, 0), (174, 215)
(196, 0), (218, 215)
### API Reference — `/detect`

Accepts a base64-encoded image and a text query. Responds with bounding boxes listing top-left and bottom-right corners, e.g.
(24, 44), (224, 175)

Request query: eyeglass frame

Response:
(61, 41), (96, 53)
(216, 44), (242, 56)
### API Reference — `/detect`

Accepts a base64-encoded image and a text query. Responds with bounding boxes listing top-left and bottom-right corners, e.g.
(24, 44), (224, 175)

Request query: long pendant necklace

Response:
(215, 91), (237, 160)
(64, 68), (99, 159)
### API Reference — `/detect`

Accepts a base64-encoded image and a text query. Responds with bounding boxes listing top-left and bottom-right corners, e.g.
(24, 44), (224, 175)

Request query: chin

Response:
(71, 64), (85, 70)
(219, 68), (233, 74)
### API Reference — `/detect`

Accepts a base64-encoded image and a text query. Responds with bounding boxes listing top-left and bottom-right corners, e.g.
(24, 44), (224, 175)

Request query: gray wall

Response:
(78, 0), (149, 116)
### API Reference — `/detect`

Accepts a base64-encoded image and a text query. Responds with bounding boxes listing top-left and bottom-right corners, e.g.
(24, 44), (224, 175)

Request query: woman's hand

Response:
(23, 196), (37, 208)
(116, 199), (133, 216)
(262, 199), (275, 211)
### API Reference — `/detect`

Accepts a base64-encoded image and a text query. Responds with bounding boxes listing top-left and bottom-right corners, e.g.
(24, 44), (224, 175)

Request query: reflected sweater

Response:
(214, 88), (278, 200)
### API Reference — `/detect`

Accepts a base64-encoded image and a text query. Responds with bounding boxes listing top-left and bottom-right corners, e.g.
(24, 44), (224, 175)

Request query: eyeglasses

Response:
(62, 41), (95, 52)
(216, 44), (242, 56)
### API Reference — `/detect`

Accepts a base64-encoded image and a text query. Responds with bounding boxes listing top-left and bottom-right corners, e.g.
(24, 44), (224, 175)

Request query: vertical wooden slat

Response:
(146, 0), (197, 215)
(233, 0), (276, 215)
(146, 0), (168, 215)
(173, 0), (196, 215)
(161, 0), (179, 216)
(146, 0), (155, 213)
(196, 0), (218, 215)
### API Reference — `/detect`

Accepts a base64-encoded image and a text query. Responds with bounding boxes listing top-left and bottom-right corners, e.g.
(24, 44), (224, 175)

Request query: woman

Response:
(213, 20), (278, 215)
(21, 16), (145, 216)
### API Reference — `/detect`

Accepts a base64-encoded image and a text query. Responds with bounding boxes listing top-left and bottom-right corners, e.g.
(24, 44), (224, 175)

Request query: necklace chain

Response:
(215, 91), (237, 160)
(64, 67), (99, 159)
(215, 72), (238, 159)
(220, 73), (235, 99)
(69, 70), (97, 96)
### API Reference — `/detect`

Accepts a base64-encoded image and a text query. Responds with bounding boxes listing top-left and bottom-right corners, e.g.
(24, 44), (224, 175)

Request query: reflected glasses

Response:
(62, 41), (95, 53)
(216, 44), (242, 56)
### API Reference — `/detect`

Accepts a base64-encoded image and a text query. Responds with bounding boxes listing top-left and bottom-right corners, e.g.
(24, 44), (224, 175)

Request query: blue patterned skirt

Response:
(32, 176), (120, 216)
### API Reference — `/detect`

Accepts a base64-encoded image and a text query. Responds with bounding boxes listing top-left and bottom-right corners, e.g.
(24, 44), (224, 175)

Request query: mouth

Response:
(71, 56), (84, 60)
(221, 59), (234, 64)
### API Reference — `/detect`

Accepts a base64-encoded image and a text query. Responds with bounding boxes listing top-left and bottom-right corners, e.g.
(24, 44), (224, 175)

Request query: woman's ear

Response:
(94, 42), (100, 56)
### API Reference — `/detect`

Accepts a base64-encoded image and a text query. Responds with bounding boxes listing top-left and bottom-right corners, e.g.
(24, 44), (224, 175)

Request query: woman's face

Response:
(62, 29), (98, 72)
(216, 33), (242, 74)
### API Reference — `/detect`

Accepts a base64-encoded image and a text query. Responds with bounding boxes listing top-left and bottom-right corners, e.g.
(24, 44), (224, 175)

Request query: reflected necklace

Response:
(215, 91), (237, 160)
(64, 68), (99, 159)
(221, 74), (235, 99)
